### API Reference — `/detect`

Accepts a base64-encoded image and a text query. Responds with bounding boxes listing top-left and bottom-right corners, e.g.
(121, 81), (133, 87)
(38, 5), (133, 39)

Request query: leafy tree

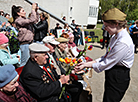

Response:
(98, 0), (138, 21)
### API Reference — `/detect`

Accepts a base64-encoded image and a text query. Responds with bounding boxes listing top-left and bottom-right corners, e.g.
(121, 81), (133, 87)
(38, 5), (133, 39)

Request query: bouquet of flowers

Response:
(58, 44), (93, 99)
(85, 36), (92, 43)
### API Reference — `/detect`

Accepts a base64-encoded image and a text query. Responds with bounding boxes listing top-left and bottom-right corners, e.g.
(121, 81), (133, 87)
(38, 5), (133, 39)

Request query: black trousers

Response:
(66, 80), (83, 102)
(103, 65), (130, 102)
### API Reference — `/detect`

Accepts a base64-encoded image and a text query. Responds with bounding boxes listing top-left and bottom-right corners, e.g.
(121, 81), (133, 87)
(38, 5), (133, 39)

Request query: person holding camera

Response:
(12, 3), (39, 67)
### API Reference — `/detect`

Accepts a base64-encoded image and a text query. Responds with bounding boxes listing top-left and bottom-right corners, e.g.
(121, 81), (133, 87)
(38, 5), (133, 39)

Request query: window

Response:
(89, 6), (98, 17)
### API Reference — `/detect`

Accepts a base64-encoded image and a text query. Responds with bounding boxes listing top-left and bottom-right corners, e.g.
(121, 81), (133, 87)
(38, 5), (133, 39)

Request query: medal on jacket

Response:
(43, 66), (56, 81)
(104, 47), (111, 58)
(41, 73), (48, 83)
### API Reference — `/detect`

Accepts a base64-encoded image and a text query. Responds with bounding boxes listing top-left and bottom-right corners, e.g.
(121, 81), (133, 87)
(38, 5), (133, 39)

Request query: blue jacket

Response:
(0, 48), (19, 66)
(129, 24), (136, 35)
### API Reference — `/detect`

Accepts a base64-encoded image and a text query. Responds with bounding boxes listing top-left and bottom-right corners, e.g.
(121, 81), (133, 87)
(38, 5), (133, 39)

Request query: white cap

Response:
(29, 43), (49, 53)
(42, 36), (60, 45)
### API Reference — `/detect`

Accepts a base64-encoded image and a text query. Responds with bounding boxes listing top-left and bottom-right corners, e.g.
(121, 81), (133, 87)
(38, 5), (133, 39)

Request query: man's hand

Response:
(59, 75), (70, 84)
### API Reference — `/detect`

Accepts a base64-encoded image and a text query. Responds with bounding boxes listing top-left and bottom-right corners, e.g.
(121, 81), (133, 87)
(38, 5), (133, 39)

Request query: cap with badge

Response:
(42, 36), (60, 45)
(29, 43), (49, 53)
(102, 8), (126, 21)
(56, 37), (69, 43)
(0, 64), (18, 88)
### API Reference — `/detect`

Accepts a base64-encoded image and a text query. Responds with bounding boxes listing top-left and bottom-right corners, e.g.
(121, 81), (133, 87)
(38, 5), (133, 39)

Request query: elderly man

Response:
(42, 36), (61, 75)
(20, 43), (70, 102)
(52, 37), (83, 102)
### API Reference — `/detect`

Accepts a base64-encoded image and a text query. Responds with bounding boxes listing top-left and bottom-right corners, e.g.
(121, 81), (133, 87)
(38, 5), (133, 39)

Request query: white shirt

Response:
(92, 29), (134, 73)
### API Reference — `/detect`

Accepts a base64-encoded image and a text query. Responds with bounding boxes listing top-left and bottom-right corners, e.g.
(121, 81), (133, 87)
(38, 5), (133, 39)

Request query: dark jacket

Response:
(0, 82), (36, 102)
(34, 20), (48, 41)
(20, 58), (64, 102)
(132, 26), (138, 45)
(73, 28), (81, 39)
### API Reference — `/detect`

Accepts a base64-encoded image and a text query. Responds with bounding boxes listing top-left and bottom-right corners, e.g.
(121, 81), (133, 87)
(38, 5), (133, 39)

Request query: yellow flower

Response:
(74, 61), (78, 64)
(70, 62), (74, 66)
(59, 58), (65, 63)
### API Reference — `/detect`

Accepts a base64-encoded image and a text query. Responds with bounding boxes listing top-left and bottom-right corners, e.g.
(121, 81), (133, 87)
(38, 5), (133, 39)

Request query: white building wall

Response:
(72, 0), (89, 26)
(0, 0), (99, 29)
(88, 0), (99, 25)
(33, 0), (69, 21)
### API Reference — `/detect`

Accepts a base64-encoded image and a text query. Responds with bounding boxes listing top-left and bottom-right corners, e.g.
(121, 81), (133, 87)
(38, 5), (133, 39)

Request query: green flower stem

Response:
(59, 45), (88, 99)
(59, 86), (66, 99)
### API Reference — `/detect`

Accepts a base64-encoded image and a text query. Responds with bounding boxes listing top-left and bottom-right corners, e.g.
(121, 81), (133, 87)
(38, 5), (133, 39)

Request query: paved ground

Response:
(78, 43), (138, 102)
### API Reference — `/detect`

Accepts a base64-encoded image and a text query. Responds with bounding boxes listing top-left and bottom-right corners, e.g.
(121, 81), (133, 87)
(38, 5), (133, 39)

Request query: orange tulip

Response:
(72, 58), (76, 63)
(65, 57), (72, 64)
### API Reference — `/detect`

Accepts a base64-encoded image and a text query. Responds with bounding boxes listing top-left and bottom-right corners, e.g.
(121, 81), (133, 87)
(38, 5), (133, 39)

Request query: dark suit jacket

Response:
(19, 58), (62, 102)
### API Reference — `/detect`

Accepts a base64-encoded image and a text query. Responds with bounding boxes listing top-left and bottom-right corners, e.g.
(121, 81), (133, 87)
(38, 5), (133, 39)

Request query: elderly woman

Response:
(0, 33), (20, 67)
(0, 64), (36, 101)
(12, 3), (39, 67)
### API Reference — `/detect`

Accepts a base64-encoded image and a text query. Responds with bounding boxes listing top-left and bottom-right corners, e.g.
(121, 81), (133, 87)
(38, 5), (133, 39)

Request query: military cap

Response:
(29, 43), (49, 53)
(56, 37), (69, 43)
(102, 8), (126, 21)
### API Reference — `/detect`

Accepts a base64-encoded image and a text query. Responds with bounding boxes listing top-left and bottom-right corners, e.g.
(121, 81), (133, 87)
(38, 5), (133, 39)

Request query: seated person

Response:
(20, 43), (70, 102)
(54, 37), (69, 73)
(67, 33), (93, 61)
(42, 36), (62, 75)
(0, 64), (36, 102)
(54, 37), (83, 102)
(0, 33), (20, 67)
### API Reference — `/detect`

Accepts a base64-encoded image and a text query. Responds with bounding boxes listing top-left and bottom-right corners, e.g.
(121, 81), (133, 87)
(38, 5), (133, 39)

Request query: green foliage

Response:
(99, 0), (138, 21)
(84, 24), (103, 42)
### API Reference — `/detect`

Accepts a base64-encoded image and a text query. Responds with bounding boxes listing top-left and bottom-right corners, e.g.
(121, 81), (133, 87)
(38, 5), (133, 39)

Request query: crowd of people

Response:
(0, 3), (135, 102)
(0, 3), (92, 102)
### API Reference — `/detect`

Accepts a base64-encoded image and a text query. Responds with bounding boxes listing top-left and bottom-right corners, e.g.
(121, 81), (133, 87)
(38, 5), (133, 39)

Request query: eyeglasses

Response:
(49, 43), (56, 47)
